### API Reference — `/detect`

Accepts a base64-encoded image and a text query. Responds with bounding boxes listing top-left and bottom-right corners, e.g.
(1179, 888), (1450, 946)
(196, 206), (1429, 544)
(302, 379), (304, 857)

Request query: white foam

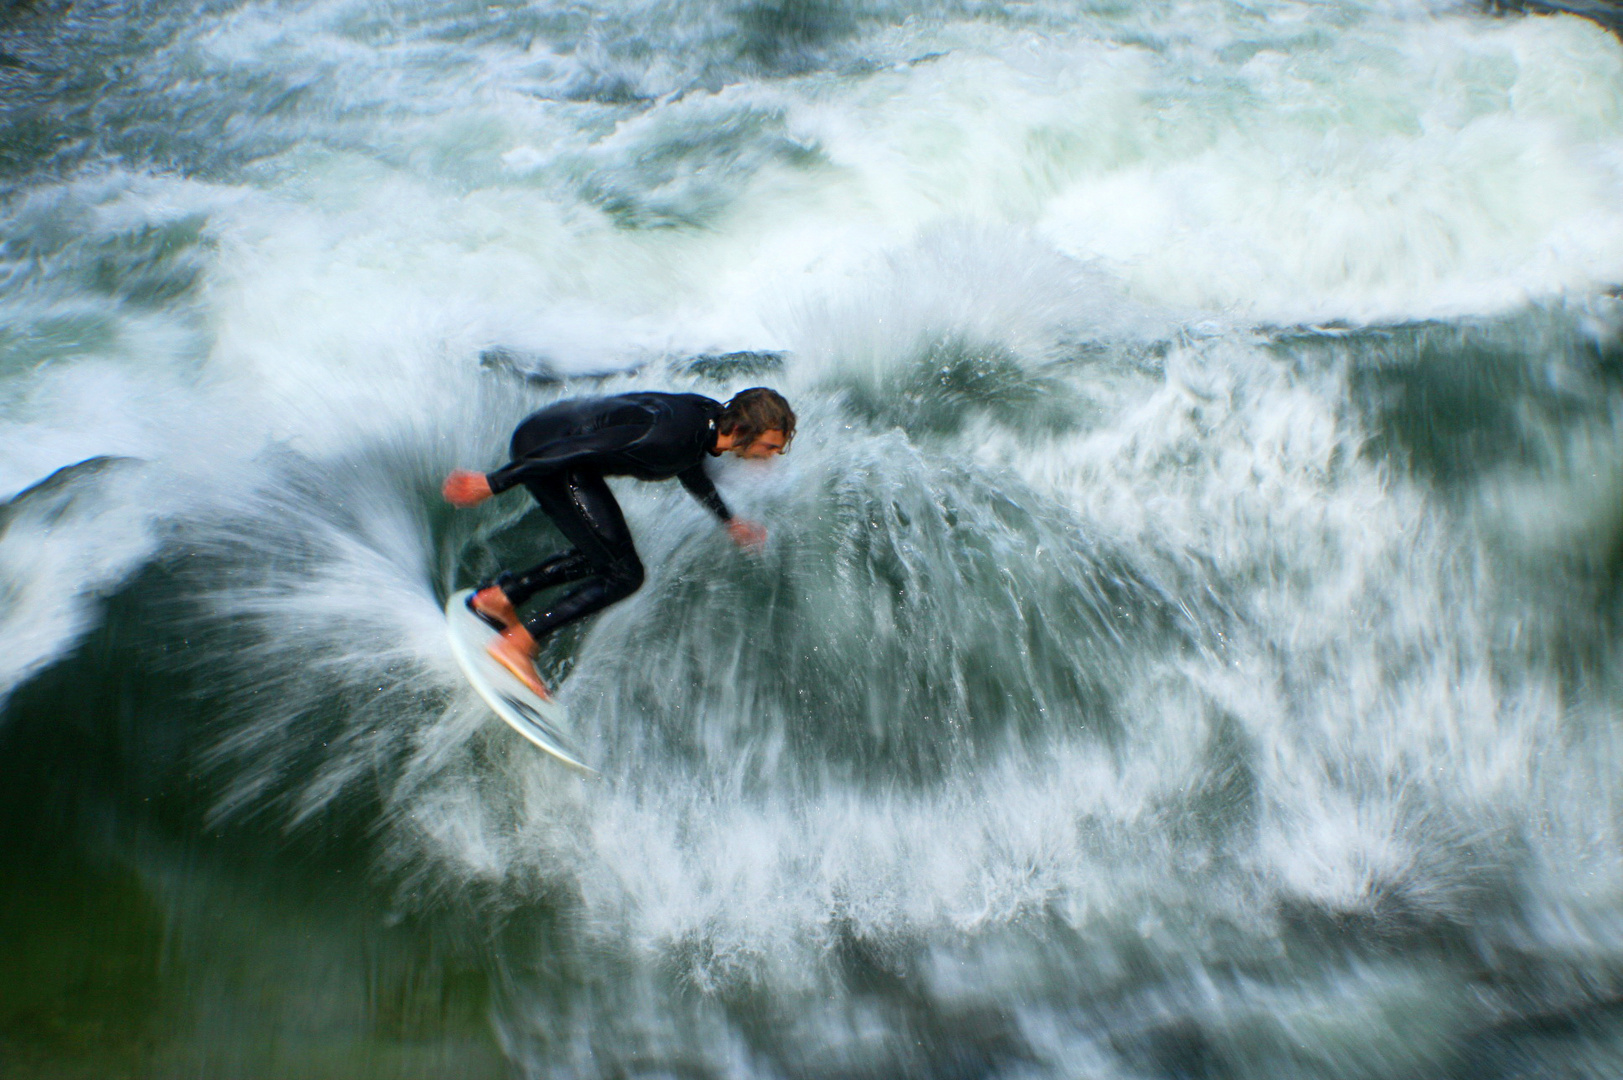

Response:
(10, 0), (1623, 1067)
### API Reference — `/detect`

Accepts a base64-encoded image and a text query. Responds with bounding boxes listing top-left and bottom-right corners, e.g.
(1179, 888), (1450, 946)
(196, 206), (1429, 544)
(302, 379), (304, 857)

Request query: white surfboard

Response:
(445, 588), (596, 775)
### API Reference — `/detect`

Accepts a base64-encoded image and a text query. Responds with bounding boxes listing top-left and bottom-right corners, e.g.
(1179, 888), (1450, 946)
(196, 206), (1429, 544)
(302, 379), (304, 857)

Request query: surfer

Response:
(441, 387), (795, 698)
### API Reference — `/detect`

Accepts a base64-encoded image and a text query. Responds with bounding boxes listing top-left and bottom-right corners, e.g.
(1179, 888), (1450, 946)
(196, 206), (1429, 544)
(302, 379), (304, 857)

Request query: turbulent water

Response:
(6, 0), (1623, 1075)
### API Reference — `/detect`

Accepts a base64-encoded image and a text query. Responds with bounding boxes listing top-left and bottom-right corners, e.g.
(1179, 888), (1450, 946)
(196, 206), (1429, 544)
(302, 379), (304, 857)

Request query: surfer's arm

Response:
(679, 464), (765, 548)
(677, 463), (731, 522)
(485, 424), (651, 493)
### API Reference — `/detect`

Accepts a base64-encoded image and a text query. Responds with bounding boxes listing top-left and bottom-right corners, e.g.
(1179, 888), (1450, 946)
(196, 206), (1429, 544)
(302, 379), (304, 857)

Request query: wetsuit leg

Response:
(494, 404), (600, 607)
(519, 469), (645, 642)
(497, 551), (594, 608)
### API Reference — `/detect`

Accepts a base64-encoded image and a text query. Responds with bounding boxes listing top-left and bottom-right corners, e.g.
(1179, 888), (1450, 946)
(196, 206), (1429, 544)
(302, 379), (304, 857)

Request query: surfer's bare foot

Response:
(468, 585), (518, 631)
(488, 624), (551, 700)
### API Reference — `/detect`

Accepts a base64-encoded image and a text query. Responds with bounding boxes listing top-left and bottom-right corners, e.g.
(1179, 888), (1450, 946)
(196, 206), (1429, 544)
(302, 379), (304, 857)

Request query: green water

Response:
(9, 0), (1623, 1075)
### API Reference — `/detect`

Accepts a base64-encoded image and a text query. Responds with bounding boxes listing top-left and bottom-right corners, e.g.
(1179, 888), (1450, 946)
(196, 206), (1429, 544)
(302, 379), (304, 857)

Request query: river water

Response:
(5, 0), (1623, 1076)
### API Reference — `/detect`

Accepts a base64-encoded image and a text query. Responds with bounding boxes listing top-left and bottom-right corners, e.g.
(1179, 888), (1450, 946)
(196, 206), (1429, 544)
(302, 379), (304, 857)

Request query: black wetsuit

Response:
(484, 392), (731, 642)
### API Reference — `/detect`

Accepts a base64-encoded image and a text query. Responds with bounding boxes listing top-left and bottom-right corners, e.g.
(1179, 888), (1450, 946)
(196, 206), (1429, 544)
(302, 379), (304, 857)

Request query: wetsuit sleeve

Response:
(485, 424), (650, 494)
(677, 463), (731, 522)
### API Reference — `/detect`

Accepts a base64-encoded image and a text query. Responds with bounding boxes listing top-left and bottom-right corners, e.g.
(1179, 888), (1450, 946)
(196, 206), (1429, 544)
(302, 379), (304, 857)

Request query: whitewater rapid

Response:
(6, 0), (1623, 1075)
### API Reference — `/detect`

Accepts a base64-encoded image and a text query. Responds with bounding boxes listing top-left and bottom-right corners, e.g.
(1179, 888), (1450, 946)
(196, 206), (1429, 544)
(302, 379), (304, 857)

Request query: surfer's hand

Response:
(442, 470), (493, 507)
(727, 518), (766, 550)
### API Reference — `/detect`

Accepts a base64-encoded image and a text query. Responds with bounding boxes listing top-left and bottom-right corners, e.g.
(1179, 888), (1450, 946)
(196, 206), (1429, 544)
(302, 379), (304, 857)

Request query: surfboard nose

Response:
(445, 588), (596, 775)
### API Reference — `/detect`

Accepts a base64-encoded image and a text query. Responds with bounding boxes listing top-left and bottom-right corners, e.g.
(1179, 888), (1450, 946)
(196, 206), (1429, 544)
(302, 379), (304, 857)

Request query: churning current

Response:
(5, 0), (1623, 1076)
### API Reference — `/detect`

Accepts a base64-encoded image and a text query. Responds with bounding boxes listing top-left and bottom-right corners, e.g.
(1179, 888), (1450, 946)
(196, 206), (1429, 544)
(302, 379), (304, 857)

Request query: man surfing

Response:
(441, 387), (795, 698)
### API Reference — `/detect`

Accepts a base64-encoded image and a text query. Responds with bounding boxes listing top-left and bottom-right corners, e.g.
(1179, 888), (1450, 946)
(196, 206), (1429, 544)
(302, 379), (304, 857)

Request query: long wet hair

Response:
(719, 387), (796, 450)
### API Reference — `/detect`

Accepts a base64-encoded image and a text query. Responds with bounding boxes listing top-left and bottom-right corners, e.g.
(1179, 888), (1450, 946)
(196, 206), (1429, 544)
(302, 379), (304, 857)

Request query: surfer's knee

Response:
(603, 556), (644, 600)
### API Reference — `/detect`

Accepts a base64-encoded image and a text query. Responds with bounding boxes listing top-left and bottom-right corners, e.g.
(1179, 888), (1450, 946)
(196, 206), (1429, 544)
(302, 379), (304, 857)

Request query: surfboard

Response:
(444, 588), (596, 775)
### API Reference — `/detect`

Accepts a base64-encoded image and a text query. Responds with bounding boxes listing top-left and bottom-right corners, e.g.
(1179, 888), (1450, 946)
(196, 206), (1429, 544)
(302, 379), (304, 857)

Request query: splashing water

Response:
(6, 0), (1623, 1075)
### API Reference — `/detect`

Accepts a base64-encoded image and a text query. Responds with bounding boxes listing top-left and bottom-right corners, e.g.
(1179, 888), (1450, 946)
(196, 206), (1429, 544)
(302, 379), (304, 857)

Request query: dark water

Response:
(7, 0), (1623, 1076)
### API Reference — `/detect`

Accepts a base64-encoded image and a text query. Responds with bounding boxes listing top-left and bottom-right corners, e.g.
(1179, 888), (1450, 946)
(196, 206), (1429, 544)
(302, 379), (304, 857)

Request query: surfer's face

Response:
(733, 429), (787, 460)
